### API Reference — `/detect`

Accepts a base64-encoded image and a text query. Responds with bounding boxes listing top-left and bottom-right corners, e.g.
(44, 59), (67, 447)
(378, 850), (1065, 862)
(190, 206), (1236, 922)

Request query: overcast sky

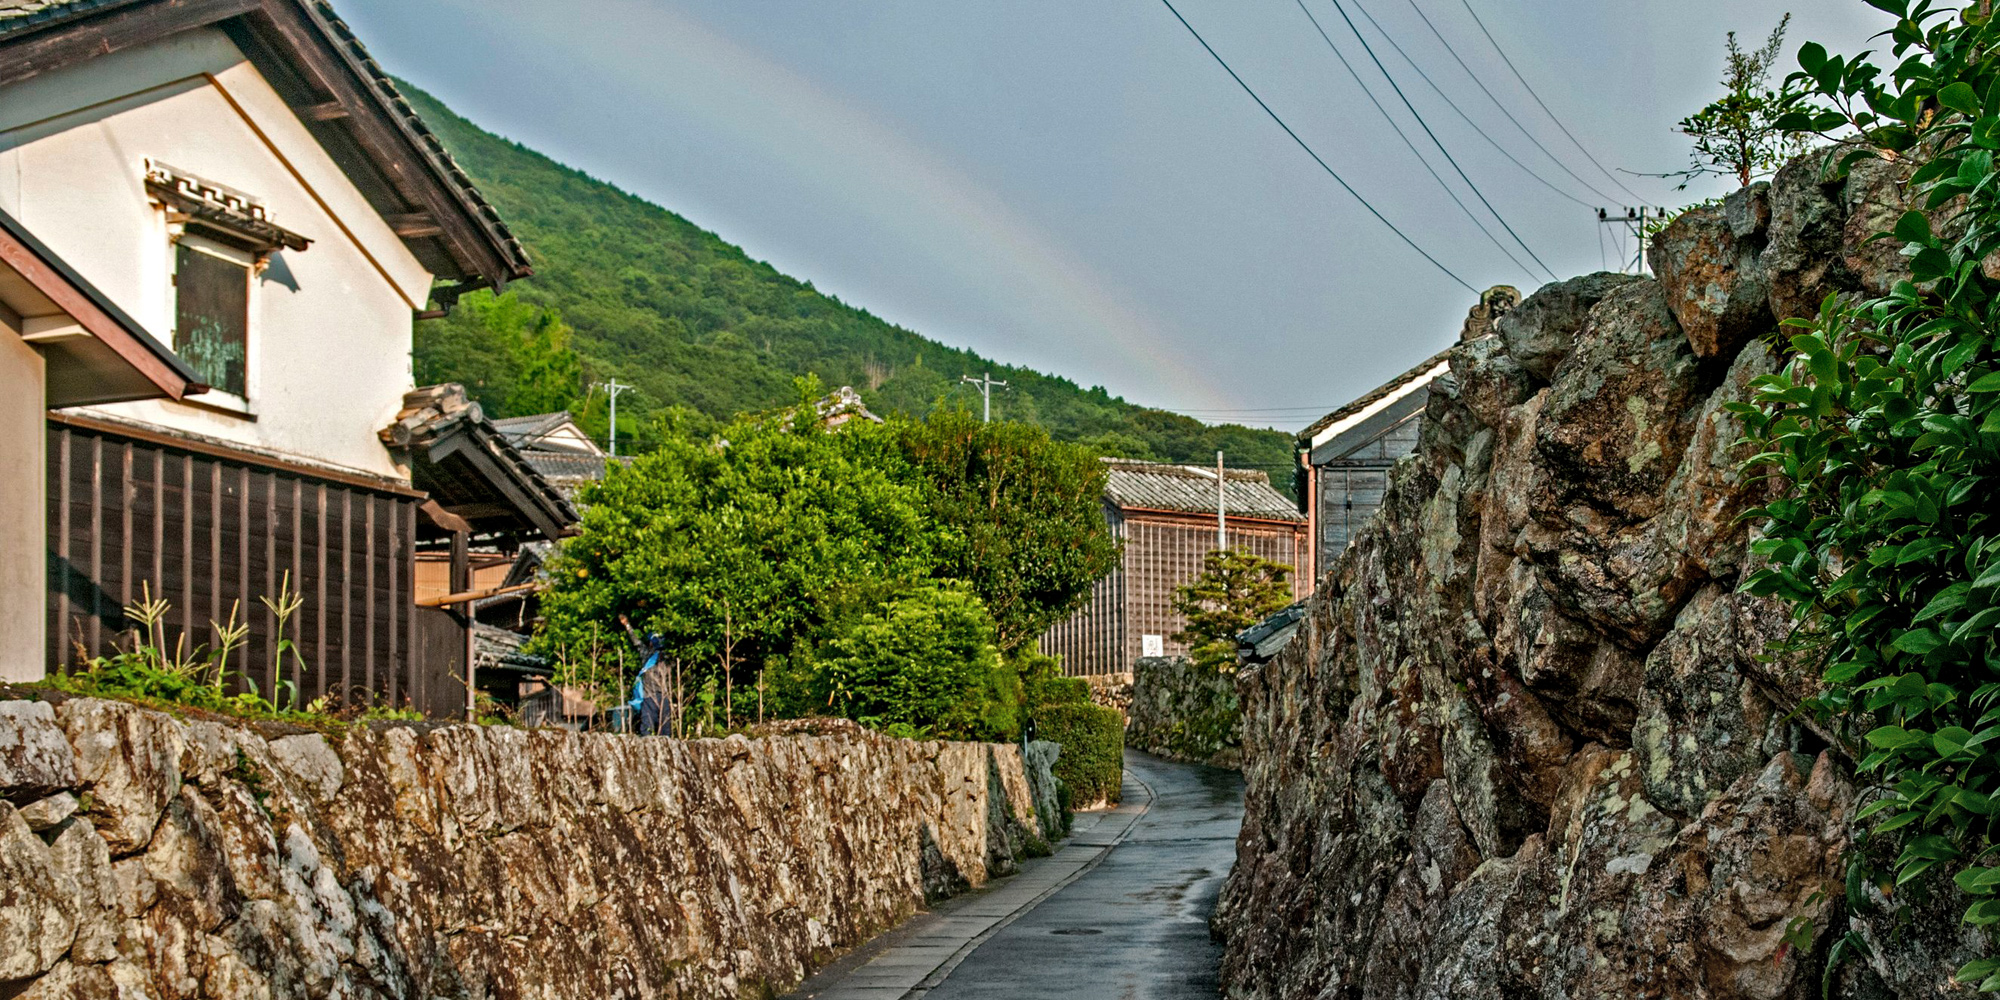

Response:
(338, 0), (1894, 429)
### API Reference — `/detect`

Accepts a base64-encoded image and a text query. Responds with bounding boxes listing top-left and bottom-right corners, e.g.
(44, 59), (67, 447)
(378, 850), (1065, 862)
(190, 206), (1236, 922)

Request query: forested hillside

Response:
(402, 83), (1296, 493)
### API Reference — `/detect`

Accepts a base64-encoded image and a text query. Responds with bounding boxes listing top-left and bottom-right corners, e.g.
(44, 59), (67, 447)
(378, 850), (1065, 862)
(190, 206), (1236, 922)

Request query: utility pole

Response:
(595, 377), (631, 456)
(1596, 207), (1669, 276)
(960, 372), (1009, 423)
(1216, 450), (1227, 551)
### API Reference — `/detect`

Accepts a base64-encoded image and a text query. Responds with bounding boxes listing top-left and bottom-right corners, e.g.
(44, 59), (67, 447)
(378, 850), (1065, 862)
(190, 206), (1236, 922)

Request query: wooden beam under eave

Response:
(386, 213), (443, 239)
(252, 0), (521, 290)
(300, 99), (349, 121)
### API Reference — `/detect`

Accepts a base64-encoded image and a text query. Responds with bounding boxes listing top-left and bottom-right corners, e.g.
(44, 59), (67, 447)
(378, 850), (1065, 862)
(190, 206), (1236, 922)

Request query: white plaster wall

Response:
(0, 29), (435, 480)
(0, 328), (46, 681)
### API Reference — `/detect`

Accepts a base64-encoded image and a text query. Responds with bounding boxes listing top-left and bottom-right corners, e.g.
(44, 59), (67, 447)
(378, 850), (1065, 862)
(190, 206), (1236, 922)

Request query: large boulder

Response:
(1648, 199), (1773, 358)
(1496, 271), (1644, 381)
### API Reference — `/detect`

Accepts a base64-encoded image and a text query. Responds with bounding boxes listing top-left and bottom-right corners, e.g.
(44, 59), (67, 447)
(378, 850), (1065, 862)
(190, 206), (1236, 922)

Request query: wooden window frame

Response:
(168, 229), (257, 414)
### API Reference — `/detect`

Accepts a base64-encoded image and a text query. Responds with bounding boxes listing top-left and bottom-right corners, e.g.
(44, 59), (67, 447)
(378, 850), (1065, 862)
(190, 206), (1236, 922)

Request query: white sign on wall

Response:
(1141, 634), (1164, 658)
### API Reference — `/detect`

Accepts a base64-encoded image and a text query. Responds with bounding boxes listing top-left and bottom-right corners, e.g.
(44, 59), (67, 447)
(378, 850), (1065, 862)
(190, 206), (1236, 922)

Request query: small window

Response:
(172, 238), (249, 397)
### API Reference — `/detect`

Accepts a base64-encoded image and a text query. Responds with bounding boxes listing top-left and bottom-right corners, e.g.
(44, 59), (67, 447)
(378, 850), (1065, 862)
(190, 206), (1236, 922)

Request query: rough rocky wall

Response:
(1213, 157), (1979, 1000)
(0, 697), (1061, 1000)
(1126, 656), (1240, 768)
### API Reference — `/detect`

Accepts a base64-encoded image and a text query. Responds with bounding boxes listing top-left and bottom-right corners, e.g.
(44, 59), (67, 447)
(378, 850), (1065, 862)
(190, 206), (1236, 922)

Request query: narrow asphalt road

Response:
(922, 751), (1244, 1000)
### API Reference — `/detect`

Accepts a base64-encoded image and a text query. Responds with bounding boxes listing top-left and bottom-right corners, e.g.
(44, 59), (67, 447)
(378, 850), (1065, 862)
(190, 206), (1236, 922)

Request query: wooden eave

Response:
(1, 207), (204, 407)
(0, 0), (532, 294)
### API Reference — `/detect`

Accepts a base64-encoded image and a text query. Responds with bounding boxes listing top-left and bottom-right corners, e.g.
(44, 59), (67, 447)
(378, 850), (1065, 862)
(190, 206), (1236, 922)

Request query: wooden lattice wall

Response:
(45, 418), (460, 716)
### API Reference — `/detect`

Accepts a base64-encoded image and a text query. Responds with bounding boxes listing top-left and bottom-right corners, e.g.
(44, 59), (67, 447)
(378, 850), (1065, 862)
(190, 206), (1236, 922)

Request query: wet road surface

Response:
(921, 752), (1244, 1000)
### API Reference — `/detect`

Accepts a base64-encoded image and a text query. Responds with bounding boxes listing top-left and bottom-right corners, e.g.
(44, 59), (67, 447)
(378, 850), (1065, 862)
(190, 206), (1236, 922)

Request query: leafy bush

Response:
(1030, 702), (1124, 806)
(44, 581), (328, 722)
(1745, 1), (2000, 985)
(815, 582), (1007, 740)
(537, 384), (944, 729)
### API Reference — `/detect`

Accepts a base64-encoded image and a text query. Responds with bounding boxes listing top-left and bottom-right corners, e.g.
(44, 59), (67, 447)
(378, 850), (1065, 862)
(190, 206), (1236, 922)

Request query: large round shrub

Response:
(817, 581), (1005, 739)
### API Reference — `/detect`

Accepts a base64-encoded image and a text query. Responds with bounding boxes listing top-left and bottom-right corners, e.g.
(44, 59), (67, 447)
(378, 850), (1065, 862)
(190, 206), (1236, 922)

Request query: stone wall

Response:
(1082, 672), (1133, 718)
(1126, 656), (1240, 768)
(0, 697), (1062, 999)
(1213, 156), (1977, 999)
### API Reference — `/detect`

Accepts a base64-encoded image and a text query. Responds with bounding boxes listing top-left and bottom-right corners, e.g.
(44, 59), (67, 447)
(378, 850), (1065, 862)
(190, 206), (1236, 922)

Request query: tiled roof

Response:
(1101, 458), (1304, 523)
(0, 0), (531, 283)
(383, 384), (578, 541)
(1298, 350), (1450, 448)
(522, 452), (616, 482)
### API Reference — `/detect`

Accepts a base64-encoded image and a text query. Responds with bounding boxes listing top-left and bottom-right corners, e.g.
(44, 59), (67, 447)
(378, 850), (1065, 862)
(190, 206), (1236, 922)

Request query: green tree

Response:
(535, 397), (945, 726)
(1170, 550), (1293, 674)
(511, 309), (583, 415)
(1675, 14), (1811, 187)
(890, 409), (1122, 652)
(1747, 1), (2000, 983)
(414, 290), (582, 417)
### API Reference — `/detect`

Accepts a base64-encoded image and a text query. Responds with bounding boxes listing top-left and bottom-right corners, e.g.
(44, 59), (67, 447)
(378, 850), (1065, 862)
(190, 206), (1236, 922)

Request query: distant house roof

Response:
(817, 386), (881, 428)
(381, 384), (578, 542)
(493, 411), (604, 456)
(1101, 458), (1304, 523)
(1, 206), (204, 407)
(521, 451), (626, 488)
(0, 0), (532, 292)
(1298, 351), (1450, 454)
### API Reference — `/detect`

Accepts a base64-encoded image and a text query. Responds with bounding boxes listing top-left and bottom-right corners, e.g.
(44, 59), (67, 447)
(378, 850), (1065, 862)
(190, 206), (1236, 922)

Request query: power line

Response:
(1343, 0), (1593, 208)
(1289, 0), (1540, 284)
(1399, 0), (1624, 205)
(1321, 0), (1559, 282)
(1157, 0), (1478, 294)
(1456, 0), (1647, 202)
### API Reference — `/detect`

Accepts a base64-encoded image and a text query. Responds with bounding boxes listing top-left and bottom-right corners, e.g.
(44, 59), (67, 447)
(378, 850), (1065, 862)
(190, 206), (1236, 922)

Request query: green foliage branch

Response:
(1674, 14), (1814, 188)
(1170, 549), (1294, 674)
(1740, 0), (2000, 986)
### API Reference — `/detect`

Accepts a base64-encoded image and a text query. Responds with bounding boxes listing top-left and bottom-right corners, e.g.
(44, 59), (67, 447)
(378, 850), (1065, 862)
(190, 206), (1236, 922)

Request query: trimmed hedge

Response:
(1030, 702), (1123, 807)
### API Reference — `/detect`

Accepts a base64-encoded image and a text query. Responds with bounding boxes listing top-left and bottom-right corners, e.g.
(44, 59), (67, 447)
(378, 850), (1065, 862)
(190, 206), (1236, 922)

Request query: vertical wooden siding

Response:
(44, 422), (457, 716)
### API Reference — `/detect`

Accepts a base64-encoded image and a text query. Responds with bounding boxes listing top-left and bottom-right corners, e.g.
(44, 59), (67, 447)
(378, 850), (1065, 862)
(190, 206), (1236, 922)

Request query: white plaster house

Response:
(0, 0), (545, 710)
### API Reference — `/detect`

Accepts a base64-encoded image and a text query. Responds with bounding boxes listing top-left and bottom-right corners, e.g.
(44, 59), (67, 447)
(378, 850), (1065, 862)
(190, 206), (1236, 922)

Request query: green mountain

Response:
(403, 83), (1297, 495)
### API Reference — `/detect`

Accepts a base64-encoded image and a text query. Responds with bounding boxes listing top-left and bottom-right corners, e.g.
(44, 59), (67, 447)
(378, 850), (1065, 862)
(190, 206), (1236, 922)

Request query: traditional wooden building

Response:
(1, 0), (568, 714)
(1295, 285), (1519, 582)
(1040, 458), (1306, 678)
(1295, 352), (1449, 581)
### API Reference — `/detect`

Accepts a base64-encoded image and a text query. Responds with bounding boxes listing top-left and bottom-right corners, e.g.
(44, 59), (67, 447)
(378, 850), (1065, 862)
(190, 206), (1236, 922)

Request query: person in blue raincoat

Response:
(621, 616), (670, 736)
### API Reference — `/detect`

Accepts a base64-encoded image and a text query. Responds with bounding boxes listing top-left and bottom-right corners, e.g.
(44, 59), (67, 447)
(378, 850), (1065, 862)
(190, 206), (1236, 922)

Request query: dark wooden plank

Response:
(52, 427), (71, 668)
(363, 494), (376, 701)
(237, 464), (250, 677)
(405, 502), (419, 713)
(209, 459), (221, 650)
(291, 477), (304, 699)
(316, 484), (328, 702)
(340, 489), (352, 707)
(386, 494), (399, 708)
(87, 434), (102, 656)
(119, 441), (133, 611)
(151, 446), (165, 595)
(181, 451), (195, 657)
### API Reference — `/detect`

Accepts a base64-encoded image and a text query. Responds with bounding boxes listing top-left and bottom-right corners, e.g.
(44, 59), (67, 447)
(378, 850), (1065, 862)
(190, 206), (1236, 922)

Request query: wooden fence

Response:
(45, 417), (460, 716)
